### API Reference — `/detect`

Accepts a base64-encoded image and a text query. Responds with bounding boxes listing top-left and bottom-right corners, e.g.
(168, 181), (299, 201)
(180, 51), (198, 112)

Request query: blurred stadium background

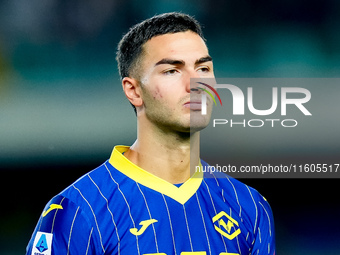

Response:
(0, 0), (339, 254)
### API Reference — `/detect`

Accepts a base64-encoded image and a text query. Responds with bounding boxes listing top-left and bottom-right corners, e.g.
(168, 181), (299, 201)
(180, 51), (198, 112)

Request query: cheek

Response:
(154, 88), (180, 110)
(152, 87), (163, 99)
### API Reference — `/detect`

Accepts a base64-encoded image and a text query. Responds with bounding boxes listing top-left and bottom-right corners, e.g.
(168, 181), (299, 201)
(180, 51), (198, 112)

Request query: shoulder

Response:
(28, 161), (122, 254)
(37, 161), (116, 235)
(26, 194), (101, 255)
(39, 194), (92, 234)
(57, 160), (128, 215)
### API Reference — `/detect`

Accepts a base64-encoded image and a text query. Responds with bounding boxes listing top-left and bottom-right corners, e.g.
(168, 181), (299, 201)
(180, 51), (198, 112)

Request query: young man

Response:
(26, 12), (275, 255)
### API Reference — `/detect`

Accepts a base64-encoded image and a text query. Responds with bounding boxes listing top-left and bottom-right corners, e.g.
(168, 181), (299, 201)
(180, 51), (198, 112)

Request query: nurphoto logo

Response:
(191, 78), (312, 128)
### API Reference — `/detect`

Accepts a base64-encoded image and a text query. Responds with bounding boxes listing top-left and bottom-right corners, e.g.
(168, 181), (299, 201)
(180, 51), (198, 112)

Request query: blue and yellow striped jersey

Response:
(27, 146), (275, 255)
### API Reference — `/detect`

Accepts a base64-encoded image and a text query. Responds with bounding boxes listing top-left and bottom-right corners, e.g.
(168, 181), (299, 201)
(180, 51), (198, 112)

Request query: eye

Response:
(197, 66), (210, 73)
(163, 69), (179, 75)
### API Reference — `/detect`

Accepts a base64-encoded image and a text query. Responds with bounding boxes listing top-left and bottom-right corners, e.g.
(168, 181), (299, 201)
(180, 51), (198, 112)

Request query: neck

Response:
(124, 119), (200, 184)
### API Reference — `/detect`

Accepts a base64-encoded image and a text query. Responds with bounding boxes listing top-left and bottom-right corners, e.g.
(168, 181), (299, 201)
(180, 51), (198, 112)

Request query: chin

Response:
(189, 112), (211, 131)
(189, 123), (209, 133)
(170, 122), (206, 134)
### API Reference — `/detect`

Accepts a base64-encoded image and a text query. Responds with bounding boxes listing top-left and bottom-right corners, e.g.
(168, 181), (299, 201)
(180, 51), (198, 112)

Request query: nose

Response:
(185, 69), (201, 93)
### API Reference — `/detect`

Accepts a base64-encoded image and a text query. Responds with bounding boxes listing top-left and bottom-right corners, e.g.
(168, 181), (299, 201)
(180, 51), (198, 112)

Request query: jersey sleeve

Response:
(26, 195), (99, 255)
(252, 193), (276, 255)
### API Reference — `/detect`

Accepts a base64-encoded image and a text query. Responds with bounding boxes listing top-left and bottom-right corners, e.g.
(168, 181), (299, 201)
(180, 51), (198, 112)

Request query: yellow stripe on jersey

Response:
(109, 146), (203, 205)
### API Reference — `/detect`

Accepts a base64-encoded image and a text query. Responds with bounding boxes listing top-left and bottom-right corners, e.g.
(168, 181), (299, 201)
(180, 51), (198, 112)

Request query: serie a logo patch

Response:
(31, 231), (53, 255)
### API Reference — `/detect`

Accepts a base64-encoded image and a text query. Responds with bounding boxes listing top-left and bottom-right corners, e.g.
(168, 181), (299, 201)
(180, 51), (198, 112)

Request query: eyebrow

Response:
(155, 58), (185, 66)
(195, 55), (213, 65)
(154, 55), (213, 67)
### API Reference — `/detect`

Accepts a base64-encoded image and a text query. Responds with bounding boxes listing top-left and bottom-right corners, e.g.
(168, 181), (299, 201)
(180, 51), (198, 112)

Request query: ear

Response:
(122, 77), (143, 108)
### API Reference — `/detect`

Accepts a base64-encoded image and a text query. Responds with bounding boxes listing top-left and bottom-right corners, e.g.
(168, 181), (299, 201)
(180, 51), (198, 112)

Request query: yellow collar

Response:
(108, 146), (203, 204)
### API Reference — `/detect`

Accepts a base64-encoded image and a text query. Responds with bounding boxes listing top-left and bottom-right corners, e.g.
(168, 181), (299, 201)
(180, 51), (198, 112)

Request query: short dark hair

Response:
(116, 12), (205, 80)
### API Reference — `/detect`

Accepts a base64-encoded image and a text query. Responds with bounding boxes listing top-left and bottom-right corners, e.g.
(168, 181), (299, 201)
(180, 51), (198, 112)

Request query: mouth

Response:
(184, 101), (202, 110)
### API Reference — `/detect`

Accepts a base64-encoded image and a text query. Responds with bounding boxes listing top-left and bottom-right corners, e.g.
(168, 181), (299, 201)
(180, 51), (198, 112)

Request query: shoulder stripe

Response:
(85, 228), (93, 255)
(51, 197), (65, 233)
(258, 227), (262, 243)
(67, 206), (79, 255)
(259, 201), (272, 237)
(246, 186), (258, 234)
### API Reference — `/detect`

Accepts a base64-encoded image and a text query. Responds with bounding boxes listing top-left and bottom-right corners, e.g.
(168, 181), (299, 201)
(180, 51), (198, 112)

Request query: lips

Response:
(184, 101), (202, 110)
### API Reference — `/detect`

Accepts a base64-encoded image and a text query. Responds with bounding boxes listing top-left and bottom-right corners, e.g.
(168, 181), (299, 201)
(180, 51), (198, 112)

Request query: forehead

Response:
(142, 31), (209, 65)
